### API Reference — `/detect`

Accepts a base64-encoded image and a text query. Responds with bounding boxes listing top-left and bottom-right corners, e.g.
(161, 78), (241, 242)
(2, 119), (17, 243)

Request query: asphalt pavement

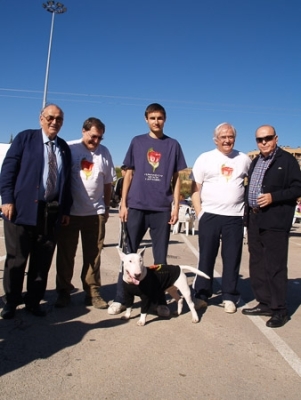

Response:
(0, 209), (301, 399)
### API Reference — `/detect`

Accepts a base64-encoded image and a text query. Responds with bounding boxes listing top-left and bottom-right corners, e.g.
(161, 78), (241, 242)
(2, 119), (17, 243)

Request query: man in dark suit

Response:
(0, 104), (72, 319)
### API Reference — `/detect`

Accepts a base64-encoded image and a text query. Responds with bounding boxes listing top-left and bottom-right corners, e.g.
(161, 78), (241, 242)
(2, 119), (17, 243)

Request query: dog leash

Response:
(119, 222), (131, 272)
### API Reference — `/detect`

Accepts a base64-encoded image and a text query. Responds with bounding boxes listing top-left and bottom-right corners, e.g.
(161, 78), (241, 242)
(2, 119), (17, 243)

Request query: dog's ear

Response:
(138, 247), (146, 258)
(116, 246), (126, 261)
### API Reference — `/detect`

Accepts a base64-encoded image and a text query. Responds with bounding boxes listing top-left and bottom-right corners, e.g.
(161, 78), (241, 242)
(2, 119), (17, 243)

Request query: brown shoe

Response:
(85, 296), (108, 309)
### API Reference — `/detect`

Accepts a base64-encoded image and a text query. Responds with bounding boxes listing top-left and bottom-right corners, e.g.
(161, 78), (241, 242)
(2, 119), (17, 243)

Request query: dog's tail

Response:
(179, 266), (210, 279)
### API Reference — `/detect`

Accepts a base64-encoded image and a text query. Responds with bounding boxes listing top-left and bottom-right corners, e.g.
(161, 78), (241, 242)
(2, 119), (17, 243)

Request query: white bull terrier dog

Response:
(118, 247), (210, 326)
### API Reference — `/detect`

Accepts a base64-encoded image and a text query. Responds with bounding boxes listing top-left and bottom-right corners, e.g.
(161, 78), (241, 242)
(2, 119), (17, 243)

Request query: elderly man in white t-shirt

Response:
(191, 123), (251, 313)
(55, 117), (116, 309)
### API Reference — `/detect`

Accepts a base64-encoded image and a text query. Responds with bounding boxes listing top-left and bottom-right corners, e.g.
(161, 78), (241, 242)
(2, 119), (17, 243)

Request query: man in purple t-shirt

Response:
(108, 103), (187, 316)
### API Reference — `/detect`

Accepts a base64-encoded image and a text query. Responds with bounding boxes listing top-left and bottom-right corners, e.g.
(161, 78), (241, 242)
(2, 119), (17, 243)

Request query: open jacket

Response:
(0, 129), (72, 226)
(245, 147), (301, 232)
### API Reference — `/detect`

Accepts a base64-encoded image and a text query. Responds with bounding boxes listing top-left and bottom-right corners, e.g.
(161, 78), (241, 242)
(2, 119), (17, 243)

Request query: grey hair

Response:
(40, 103), (64, 117)
(213, 122), (236, 140)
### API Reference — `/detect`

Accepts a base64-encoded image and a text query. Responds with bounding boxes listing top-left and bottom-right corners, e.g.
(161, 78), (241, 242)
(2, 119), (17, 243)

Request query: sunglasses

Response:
(256, 135), (275, 144)
(42, 114), (64, 123)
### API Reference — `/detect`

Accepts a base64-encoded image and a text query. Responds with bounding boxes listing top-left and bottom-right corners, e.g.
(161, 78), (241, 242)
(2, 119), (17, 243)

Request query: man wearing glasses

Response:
(242, 125), (301, 327)
(191, 123), (251, 314)
(0, 104), (72, 319)
(55, 117), (115, 310)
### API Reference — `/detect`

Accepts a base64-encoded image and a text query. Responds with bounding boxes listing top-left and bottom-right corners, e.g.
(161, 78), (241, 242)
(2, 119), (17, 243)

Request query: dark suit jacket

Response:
(245, 147), (301, 232)
(0, 129), (72, 226)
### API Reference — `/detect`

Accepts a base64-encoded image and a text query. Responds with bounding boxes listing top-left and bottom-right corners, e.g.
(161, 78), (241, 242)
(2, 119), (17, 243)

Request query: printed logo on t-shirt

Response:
(149, 264), (162, 270)
(147, 148), (161, 172)
(221, 164), (233, 181)
(81, 158), (94, 179)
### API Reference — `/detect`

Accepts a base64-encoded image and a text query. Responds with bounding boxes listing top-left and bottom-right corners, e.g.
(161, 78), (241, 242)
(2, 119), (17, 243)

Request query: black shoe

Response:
(1, 303), (16, 319)
(25, 304), (47, 317)
(15, 296), (24, 306)
(266, 312), (289, 328)
(242, 304), (273, 316)
(55, 292), (71, 308)
(84, 296), (92, 306)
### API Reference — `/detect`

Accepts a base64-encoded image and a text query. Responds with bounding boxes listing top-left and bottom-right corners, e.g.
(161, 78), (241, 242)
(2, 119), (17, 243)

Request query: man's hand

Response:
(104, 208), (110, 223)
(257, 193), (272, 208)
(61, 215), (70, 226)
(169, 208), (179, 225)
(1, 204), (15, 220)
(119, 204), (128, 222)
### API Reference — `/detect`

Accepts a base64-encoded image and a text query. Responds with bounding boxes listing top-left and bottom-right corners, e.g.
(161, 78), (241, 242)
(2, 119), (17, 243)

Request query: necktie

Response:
(45, 141), (58, 201)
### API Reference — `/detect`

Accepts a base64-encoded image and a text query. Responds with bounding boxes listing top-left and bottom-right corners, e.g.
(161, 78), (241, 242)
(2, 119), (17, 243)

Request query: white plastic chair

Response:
(173, 205), (196, 236)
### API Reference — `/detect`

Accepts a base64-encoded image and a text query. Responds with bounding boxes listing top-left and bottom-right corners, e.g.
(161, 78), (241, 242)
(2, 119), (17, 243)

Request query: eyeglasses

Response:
(87, 131), (103, 141)
(42, 114), (64, 123)
(256, 135), (275, 143)
(218, 135), (235, 141)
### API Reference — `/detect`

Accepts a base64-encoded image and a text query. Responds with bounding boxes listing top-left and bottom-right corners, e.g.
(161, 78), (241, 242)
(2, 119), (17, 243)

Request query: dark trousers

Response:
(3, 203), (58, 307)
(56, 214), (105, 298)
(248, 212), (288, 311)
(115, 208), (171, 303)
(193, 213), (243, 303)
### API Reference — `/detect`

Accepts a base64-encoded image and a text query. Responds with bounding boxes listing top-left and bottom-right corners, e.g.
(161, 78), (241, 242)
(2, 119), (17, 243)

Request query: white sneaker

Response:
(194, 297), (208, 310)
(107, 302), (126, 315)
(223, 300), (237, 314)
(157, 305), (170, 317)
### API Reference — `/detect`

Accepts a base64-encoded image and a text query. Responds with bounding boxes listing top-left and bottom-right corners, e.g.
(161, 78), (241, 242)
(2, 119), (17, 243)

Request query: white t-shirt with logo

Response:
(192, 148), (251, 216)
(68, 140), (116, 216)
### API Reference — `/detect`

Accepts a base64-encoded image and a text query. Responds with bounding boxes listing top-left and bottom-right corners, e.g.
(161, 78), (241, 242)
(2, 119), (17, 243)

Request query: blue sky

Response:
(0, 0), (300, 167)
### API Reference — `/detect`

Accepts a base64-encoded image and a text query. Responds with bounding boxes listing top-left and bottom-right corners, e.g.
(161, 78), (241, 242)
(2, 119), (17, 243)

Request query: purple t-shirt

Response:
(123, 134), (187, 211)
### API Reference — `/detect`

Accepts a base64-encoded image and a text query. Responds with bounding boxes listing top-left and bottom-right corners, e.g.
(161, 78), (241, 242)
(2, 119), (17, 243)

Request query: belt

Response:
(250, 207), (260, 214)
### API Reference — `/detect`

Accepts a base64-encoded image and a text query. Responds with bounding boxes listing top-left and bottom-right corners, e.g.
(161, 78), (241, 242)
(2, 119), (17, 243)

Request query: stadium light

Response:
(42, 2), (67, 108)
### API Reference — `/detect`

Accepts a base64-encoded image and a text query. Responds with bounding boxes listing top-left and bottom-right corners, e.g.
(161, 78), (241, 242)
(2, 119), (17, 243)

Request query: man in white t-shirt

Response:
(55, 117), (116, 309)
(191, 122), (251, 313)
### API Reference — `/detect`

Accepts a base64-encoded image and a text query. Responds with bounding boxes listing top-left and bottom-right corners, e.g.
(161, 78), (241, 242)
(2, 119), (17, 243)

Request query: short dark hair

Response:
(82, 117), (105, 133)
(121, 165), (127, 171)
(144, 103), (166, 119)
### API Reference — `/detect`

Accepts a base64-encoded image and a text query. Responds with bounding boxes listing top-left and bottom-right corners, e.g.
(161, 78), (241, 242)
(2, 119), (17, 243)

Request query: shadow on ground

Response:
(0, 288), (127, 378)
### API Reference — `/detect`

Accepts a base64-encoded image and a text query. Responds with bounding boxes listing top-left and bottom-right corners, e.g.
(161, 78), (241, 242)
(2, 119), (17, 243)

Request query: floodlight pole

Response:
(42, 2), (67, 108)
